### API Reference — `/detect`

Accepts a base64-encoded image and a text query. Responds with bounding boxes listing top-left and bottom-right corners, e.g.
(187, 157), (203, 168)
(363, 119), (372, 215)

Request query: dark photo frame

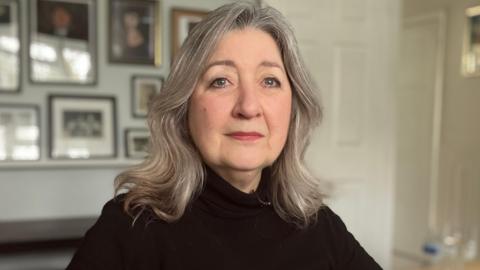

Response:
(0, 104), (40, 161)
(48, 95), (117, 159)
(109, 0), (161, 66)
(131, 75), (163, 118)
(124, 128), (149, 159)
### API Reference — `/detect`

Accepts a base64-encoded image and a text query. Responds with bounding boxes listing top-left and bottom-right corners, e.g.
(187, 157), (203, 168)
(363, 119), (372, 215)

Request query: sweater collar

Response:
(195, 166), (272, 218)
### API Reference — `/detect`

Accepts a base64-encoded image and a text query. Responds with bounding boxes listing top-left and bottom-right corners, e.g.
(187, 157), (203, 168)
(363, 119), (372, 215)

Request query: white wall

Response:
(0, 0), (232, 222)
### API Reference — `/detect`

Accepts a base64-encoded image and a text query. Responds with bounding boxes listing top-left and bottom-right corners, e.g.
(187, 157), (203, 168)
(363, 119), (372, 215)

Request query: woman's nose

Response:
(232, 82), (262, 119)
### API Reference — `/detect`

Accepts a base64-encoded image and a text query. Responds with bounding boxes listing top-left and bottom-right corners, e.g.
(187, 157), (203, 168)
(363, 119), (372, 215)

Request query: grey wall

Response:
(0, 0), (232, 222)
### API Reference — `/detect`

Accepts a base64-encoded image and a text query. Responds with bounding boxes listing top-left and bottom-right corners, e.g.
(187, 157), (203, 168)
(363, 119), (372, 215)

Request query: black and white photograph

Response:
(463, 5), (480, 77)
(131, 75), (163, 117)
(63, 111), (103, 138)
(49, 95), (117, 159)
(125, 128), (149, 159)
(0, 104), (40, 161)
(0, 0), (20, 93)
(109, 0), (161, 65)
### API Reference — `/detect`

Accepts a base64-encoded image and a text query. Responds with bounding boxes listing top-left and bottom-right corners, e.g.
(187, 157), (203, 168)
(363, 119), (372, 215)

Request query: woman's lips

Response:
(227, 132), (264, 141)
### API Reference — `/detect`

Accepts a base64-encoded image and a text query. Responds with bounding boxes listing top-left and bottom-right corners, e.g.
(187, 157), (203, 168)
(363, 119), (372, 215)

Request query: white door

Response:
(265, 0), (400, 268)
(393, 13), (446, 267)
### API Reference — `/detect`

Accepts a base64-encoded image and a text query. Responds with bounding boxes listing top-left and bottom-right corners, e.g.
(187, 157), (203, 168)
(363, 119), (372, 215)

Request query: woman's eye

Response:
(263, 77), (281, 88)
(209, 78), (229, 88)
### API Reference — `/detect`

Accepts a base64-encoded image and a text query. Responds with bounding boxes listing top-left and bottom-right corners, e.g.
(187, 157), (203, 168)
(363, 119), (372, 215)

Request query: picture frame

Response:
(171, 8), (208, 61)
(0, 0), (21, 93)
(109, 0), (161, 66)
(131, 75), (163, 118)
(462, 5), (480, 77)
(28, 0), (97, 85)
(49, 95), (117, 159)
(0, 104), (40, 161)
(124, 128), (149, 159)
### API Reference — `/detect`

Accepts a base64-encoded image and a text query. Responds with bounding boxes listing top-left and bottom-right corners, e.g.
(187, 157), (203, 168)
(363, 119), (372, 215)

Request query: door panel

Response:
(266, 0), (399, 268)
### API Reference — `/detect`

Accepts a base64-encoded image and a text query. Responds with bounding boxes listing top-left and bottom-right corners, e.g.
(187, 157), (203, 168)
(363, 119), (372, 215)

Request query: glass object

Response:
(423, 165), (479, 269)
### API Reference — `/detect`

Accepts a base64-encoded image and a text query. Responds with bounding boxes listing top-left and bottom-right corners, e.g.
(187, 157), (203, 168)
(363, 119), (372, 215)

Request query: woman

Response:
(67, 2), (382, 269)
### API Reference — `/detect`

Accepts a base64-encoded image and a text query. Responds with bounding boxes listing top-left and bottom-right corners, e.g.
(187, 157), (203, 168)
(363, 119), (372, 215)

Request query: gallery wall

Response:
(0, 0), (233, 222)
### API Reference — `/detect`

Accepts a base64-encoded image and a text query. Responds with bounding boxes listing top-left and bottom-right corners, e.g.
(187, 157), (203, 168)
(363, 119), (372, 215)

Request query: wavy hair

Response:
(115, 1), (324, 228)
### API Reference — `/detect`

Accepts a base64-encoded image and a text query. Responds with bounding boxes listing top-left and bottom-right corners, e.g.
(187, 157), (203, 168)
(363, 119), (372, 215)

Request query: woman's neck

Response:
(208, 166), (262, 193)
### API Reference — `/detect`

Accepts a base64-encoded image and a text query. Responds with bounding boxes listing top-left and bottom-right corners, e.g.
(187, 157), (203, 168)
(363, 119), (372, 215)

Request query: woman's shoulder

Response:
(310, 206), (357, 254)
(99, 193), (127, 216)
(313, 205), (383, 269)
(99, 194), (130, 219)
(311, 205), (341, 227)
(80, 194), (135, 241)
(97, 193), (162, 230)
(67, 194), (165, 269)
(316, 205), (345, 228)
(88, 193), (134, 230)
(313, 205), (357, 244)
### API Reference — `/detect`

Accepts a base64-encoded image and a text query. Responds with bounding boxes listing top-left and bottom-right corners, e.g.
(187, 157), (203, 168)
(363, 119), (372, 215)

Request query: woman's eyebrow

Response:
(259, 60), (285, 73)
(205, 60), (236, 71)
(204, 60), (285, 73)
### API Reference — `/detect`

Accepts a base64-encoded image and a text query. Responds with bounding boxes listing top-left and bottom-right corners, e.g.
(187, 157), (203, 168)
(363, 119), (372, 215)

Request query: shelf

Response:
(0, 159), (141, 170)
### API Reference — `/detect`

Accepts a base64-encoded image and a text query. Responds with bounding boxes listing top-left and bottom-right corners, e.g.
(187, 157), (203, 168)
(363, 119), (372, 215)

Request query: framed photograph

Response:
(171, 8), (208, 61)
(125, 128), (149, 159)
(0, 0), (21, 93)
(49, 95), (117, 159)
(0, 104), (40, 161)
(462, 5), (480, 77)
(109, 0), (161, 66)
(131, 75), (163, 117)
(29, 0), (97, 84)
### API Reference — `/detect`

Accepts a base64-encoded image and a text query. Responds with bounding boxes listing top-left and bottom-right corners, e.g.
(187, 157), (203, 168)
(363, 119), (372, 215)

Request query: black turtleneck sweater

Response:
(67, 168), (382, 270)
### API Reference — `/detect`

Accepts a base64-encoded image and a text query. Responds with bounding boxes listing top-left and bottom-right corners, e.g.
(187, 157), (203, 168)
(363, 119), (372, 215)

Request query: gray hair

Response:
(115, 1), (324, 228)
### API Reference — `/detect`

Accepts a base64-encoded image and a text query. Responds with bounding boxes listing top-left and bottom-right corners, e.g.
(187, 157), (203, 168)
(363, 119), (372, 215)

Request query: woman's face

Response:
(188, 28), (292, 177)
